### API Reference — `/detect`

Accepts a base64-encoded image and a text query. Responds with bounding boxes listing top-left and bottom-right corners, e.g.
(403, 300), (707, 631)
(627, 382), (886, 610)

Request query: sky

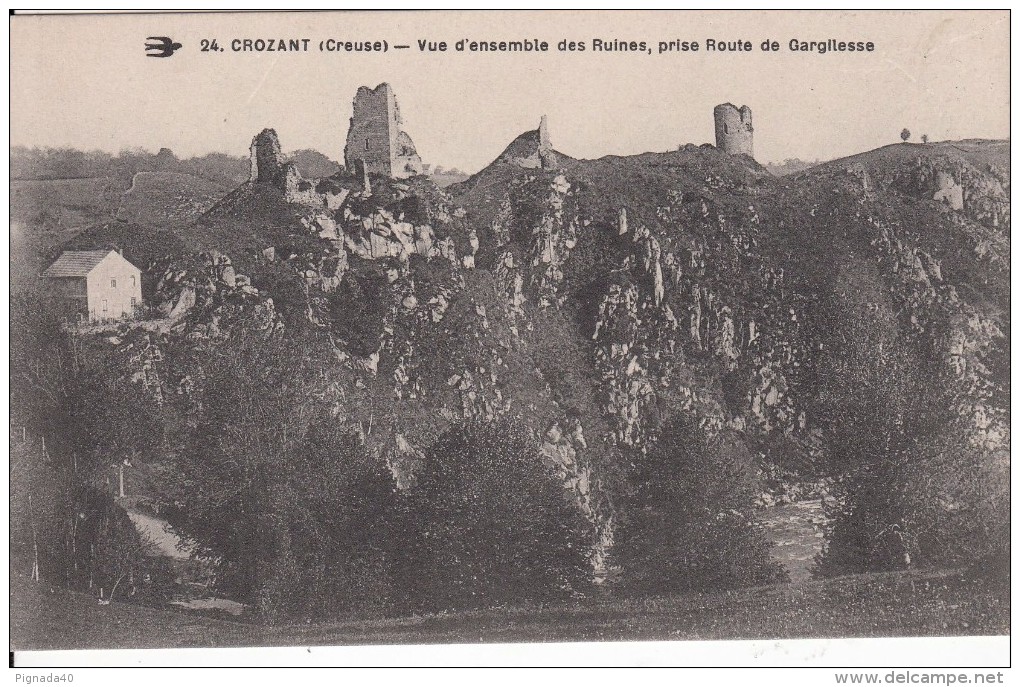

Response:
(10, 10), (1010, 172)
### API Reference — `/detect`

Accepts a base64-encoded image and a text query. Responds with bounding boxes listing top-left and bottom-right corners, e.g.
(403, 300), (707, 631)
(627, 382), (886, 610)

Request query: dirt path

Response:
(125, 510), (194, 560)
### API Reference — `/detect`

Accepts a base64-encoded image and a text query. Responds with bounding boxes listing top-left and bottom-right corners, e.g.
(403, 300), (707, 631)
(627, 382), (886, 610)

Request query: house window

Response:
(111, 278), (117, 288)
(365, 138), (370, 150)
(130, 275), (136, 288)
(130, 297), (137, 307)
(102, 299), (109, 314)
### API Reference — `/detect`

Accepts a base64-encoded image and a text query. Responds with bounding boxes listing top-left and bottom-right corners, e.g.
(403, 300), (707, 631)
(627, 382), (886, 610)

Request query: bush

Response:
(164, 334), (403, 622)
(813, 312), (1009, 579)
(817, 428), (1010, 578)
(614, 418), (786, 594)
(288, 420), (404, 618)
(400, 418), (593, 611)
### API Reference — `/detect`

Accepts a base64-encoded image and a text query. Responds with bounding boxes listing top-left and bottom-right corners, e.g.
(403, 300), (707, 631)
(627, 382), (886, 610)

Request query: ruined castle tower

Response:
(714, 103), (754, 157)
(250, 128), (287, 184)
(344, 83), (423, 179)
(247, 128), (326, 207)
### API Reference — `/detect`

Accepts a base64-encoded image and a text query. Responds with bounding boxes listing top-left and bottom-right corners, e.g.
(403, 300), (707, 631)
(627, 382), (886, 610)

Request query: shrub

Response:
(163, 333), (404, 622)
(614, 418), (786, 594)
(401, 418), (593, 611)
(817, 427), (1010, 578)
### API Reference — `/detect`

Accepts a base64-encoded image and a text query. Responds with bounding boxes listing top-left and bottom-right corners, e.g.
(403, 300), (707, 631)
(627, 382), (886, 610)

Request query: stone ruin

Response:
(343, 83), (423, 180)
(714, 103), (754, 157)
(497, 115), (558, 170)
(249, 127), (308, 197)
(537, 115), (557, 169)
(249, 128), (290, 185)
(248, 128), (349, 208)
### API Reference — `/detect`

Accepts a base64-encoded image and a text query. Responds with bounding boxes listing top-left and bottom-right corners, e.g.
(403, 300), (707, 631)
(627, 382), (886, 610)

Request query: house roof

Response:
(41, 250), (118, 278)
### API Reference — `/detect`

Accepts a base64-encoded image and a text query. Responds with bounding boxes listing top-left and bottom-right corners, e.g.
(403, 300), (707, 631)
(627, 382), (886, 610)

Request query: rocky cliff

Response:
(83, 132), (1010, 574)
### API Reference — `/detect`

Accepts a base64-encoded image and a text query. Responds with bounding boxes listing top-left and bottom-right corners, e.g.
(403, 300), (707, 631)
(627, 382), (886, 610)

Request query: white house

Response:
(42, 249), (143, 322)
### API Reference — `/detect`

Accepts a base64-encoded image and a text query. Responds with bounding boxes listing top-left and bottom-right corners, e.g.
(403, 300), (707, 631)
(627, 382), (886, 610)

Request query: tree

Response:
(817, 367), (1010, 577)
(62, 358), (161, 488)
(163, 331), (402, 621)
(614, 419), (786, 594)
(811, 261), (1008, 577)
(812, 271), (929, 575)
(292, 418), (403, 617)
(154, 147), (178, 170)
(9, 308), (171, 601)
(921, 134), (929, 144)
(401, 418), (592, 611)
(900, 128), (911, 143)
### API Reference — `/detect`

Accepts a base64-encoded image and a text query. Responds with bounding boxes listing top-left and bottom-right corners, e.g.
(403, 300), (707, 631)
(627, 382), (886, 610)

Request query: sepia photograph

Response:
(7, 9), (1011, 673)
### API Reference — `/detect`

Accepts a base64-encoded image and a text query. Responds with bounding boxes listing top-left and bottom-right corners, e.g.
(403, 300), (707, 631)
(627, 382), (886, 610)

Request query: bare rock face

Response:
(879, 153), (1009, 227)
(933, 171), (965, 210)
(167, 284), (196, 319)
(250, 128), (286, 184)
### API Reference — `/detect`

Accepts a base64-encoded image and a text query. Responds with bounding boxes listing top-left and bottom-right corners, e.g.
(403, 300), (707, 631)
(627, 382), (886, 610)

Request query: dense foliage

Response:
(162, 333), (403, 622)
(400, 419), (593, 611)
(614, 418), (786, 594)
(10, 292), (173, 602)
(814, 286), (1009, 576)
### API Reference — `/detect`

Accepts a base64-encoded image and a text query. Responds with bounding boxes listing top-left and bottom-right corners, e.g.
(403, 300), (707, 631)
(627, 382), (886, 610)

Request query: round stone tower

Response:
(714, 103), (754, 157)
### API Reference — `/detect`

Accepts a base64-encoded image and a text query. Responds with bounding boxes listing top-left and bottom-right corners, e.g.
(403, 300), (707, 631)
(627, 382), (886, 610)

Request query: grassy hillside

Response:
(116, 171), (232, 227)
(10, 567), (1008, 651)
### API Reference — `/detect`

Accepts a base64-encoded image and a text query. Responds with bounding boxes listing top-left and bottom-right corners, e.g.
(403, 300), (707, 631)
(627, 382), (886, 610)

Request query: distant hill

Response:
(116, 171), (234, 228)
(430, 170), (471, 187)
(8, 145), (340, 284)
(288, 149), (342, 178)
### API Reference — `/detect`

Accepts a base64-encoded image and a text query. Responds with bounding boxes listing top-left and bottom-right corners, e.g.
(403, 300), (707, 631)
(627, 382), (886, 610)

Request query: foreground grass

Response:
(10, 567), (1008, 651)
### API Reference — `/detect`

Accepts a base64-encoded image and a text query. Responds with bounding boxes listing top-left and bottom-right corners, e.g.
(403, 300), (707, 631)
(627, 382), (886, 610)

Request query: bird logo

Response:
(145, 36), (183, 58)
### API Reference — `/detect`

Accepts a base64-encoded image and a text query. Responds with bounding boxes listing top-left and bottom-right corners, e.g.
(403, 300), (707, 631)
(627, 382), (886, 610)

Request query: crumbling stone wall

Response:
(394, 131), (423, 177)
(344, 83), (423, 179)
(282, 162), (326, 206)
(247, 128), (332, 208)
(250, 128), (286, 184)
(714, 103), (754, 157)
(499, 115), (558, 169)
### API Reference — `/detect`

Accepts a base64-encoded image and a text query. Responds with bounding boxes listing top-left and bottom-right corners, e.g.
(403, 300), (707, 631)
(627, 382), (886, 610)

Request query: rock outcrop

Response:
(90, 128), (1008, 585)
(933, 171), (965, 210)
